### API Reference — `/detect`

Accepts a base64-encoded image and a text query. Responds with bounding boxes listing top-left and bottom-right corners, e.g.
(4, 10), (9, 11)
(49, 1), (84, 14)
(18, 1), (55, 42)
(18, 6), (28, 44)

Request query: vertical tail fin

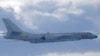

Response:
(2, 18), (23, 33)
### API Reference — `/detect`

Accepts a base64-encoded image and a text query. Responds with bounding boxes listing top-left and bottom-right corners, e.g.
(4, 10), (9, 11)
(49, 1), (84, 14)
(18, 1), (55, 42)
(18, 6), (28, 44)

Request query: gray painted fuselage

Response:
(4, 32), (97, 43)
(2, 19), (97, 43)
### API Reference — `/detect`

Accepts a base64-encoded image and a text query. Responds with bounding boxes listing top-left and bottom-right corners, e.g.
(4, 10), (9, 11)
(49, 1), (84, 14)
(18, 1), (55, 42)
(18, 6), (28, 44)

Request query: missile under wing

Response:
(2, 19), (97, 43)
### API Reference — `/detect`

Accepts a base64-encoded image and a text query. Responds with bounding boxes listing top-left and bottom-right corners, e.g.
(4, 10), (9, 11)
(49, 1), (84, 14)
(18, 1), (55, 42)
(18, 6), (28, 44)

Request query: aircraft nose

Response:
(95, 35), (97, 38)
(93, 35), (97, 39)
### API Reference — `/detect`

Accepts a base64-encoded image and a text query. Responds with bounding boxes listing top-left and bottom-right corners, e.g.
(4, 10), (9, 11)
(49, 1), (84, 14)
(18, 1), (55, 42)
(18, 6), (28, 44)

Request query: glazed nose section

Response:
(94, 35), (97, 38)
(93, 35), (97, 39)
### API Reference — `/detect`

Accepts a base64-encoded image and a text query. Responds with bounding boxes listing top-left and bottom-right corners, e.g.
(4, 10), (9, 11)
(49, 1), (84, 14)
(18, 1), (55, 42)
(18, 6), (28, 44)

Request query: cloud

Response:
(0, 7), (15, 19)
(0, 5), (40, 32)
(92, 18), (100, 31)
(0, 0), (100, 33)
(38, 52), (100, 56)
(1, 0), (98, 21)
(56, 0), (100, 8)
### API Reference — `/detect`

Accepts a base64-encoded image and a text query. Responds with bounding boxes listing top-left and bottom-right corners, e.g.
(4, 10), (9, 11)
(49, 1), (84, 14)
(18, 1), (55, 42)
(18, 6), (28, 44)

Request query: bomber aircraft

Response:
(2, 19), (97, 43)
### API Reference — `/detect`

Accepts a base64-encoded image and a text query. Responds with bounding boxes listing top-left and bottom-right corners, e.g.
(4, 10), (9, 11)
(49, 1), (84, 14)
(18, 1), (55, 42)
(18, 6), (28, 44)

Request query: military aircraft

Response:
(2, 19), (97, 43)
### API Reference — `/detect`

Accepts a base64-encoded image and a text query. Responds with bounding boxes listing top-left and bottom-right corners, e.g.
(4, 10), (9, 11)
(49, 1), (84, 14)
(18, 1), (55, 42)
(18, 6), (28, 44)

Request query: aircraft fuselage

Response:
(4, 32), (97, 43)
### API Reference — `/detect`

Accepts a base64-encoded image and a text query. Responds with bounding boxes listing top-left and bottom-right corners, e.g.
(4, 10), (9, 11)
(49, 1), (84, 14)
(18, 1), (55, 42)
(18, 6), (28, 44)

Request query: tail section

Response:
(2, 18), (23, 33)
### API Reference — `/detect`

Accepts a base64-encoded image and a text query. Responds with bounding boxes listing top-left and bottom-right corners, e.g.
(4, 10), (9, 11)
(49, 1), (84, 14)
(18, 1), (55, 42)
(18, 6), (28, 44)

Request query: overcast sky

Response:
(0, 0), (100, 56)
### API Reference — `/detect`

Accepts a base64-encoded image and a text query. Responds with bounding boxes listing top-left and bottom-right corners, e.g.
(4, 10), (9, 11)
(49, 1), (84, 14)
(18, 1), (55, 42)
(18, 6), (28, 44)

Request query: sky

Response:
(0, 0), (100, 56)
